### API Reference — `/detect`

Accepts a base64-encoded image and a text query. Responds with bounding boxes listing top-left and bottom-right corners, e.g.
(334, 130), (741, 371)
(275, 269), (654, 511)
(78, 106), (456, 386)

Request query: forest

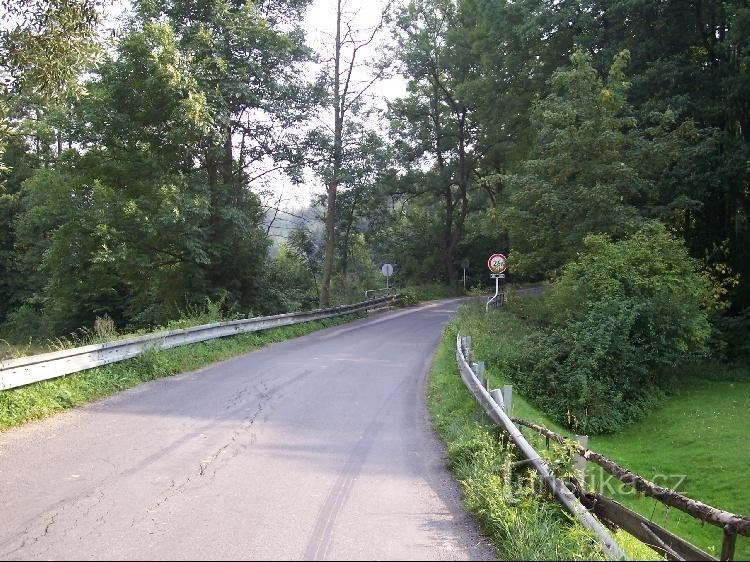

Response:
(1, 0), (749, 348)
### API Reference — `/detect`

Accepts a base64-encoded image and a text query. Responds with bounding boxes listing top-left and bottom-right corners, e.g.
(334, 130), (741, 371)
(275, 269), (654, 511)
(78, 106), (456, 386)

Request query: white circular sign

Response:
(487, 253), (507, 274)
(381, 263), (394, 276)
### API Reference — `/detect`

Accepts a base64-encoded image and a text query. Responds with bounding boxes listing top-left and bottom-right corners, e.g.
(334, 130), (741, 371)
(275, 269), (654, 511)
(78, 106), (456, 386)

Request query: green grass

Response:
(452, 296), (749, 560)
(0, 314), (363, 431)
(589, 375), (750, 560)
(0, 300), (228, 360)
(429, 319), (614, 561)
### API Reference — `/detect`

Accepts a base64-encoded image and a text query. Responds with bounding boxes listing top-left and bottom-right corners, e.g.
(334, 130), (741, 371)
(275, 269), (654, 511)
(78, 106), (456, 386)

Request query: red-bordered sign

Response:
(487, 253), (507, 274)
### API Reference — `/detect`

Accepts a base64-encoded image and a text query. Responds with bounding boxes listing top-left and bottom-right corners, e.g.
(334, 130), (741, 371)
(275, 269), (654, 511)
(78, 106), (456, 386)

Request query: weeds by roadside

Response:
(429, 318), (610, 560)
(452, 294), (748, 559)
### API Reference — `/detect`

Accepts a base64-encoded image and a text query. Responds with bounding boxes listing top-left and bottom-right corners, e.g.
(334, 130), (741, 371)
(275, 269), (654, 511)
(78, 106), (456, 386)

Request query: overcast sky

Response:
(277, 0), (405, 212)
(2, 1), (404, 220)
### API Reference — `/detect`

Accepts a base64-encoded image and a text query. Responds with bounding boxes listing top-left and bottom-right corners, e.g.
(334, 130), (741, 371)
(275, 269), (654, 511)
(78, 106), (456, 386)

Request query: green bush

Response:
(509, 222), (712, 433)
(2, 303), (50, 342)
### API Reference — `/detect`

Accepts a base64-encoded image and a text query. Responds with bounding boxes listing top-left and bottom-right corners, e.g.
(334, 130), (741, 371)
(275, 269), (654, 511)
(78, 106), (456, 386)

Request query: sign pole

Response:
(381, 263), (394, 293)
(461, 258), (470, 293)
(486, 253), (507, 311)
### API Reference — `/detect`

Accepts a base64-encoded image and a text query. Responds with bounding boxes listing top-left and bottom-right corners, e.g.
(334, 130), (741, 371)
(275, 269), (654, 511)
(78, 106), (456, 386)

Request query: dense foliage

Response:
(1, 0), (311, 338)
(378, 0), (749, 314)
(502, 50), (644, 276)
(507, 223), (713, 433)
(1, 0), (748, 364)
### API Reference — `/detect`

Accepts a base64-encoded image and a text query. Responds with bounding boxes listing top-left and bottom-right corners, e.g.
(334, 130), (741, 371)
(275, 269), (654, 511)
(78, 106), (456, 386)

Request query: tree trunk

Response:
(443, 186), (456, 284)
(221, 124), (233, 187)
(320, 181), (338, 307)
(320, 0), (343, 308)
(449, 110), (470, 286)
(341, 192), (360, 277)
(206, 145), (222, 287)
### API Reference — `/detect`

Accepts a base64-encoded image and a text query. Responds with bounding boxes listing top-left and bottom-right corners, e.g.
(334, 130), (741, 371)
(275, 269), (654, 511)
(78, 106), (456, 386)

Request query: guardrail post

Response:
(501, 384), (513, 416)
(473, 361), (487, 389)
(721, 524), (737, 561)
(490, 388), (505, 411)
(574, 434), (588, 481)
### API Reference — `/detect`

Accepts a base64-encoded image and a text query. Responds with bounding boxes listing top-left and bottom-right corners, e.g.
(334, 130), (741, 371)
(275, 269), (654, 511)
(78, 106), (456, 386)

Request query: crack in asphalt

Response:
(1, 369), (314, 559)
(131, 370), (314, 536)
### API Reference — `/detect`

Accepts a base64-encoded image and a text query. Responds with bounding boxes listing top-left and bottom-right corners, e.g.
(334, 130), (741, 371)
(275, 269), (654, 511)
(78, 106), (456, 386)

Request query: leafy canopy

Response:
(508, 222), (713, 434)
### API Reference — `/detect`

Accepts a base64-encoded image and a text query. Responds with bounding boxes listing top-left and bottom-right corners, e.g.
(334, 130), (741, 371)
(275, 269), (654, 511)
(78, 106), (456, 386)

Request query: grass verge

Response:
(0, 313), (363, 431)
(453, 296), (749, 559)
(429, 318), (612, 561)
(588, 374), (750, 560)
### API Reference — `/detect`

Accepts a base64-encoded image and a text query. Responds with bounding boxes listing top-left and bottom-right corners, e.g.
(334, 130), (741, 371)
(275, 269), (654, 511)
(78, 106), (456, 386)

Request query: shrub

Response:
(1, 303), (49, 342)
(509, 222), (712, 433)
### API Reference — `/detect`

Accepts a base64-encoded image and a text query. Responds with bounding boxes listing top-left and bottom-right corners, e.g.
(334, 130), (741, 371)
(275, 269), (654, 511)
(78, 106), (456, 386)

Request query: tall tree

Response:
(502, 50), (645, 277)
(135, 0), (311, 304)
(593, 0), (750, 309)
(3, 0), (314, 336)
(0, 0), (104, 327)
(315, 0), (391, 306)
(388, 0), (478, 285)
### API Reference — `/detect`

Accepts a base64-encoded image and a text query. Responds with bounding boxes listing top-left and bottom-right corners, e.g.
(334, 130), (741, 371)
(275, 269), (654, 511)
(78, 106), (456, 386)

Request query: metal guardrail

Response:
(455, 333), (626, 560)
(364, 287), (395, 300)
(0, 295), (399, 392)
(514, 418), (748, 561)
(456, 333), (748, 561)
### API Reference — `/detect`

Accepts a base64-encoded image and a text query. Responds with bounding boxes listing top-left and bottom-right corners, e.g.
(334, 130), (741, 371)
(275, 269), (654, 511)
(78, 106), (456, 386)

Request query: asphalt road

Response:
(0, 299), (495, 561)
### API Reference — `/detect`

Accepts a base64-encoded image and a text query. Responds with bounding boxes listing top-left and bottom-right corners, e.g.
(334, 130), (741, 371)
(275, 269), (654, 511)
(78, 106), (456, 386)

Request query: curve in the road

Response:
(0, 298), (495, 561)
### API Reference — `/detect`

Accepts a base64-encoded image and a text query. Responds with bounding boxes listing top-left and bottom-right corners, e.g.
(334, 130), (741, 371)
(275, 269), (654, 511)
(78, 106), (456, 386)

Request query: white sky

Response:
(271, 0), (405, 213)
(109, 0), (406, 217)
(2, 0), (405, 226)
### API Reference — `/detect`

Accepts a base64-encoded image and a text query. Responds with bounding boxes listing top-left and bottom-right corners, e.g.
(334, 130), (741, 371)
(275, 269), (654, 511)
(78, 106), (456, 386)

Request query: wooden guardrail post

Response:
(721, 524), (737, 561)
(574, 434), (588, 481)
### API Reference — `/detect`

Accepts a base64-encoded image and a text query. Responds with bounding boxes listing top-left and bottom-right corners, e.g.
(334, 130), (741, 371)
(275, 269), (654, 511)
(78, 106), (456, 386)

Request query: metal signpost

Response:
(461, 258), (469, 291)
(486, 253), (506, 311)
(381, 263), (394, 290)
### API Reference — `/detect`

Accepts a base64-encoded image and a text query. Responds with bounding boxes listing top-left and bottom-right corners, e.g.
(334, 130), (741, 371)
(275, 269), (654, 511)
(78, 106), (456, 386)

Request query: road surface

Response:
(0, 299), (495, 560)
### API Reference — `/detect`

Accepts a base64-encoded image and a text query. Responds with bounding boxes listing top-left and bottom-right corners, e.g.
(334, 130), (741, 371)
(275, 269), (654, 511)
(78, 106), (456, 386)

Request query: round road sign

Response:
(381, 263), (394, 276)
(487, 253), (507, 274)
